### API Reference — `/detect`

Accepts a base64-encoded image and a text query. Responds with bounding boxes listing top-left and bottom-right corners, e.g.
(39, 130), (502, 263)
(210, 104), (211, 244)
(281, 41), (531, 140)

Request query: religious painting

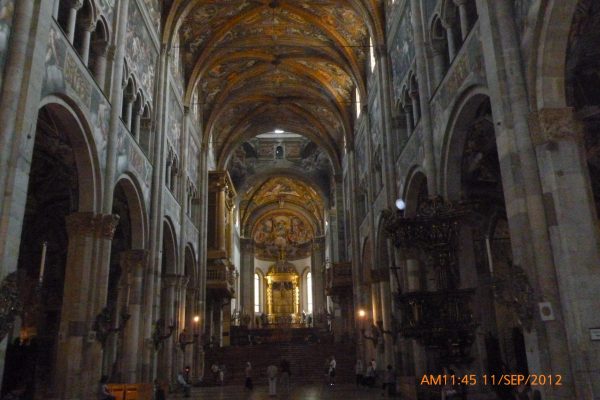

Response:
(253, 213), (314, 260)
(0, 0), (14, 91)
(43, 26), (67, 96)
(126, 0), (157, 101)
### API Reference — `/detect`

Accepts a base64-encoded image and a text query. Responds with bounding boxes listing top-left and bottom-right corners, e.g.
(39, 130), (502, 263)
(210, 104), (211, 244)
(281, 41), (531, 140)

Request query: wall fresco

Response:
(390, 2), (415, 103)
(116, 125), (152, 187)
(126, 0), (157, 101)
(142, 0), (161, 31)
(188, 135), (199, 184)
(97, 0), (115, 27)
(0, 0), (14, 91)
(168, 86), (183, 154)
(170, 33), (184, 98)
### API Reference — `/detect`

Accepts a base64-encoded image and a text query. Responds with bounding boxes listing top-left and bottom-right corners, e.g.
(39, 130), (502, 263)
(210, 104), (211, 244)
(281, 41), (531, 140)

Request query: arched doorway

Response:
(1, 101), (97, 397)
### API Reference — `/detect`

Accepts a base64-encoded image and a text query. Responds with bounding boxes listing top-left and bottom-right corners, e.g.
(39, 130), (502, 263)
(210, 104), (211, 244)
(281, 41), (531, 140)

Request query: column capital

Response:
(65, 212), (120, 239)
(67, 0), (84, 10)
(529, 107), (584, 146)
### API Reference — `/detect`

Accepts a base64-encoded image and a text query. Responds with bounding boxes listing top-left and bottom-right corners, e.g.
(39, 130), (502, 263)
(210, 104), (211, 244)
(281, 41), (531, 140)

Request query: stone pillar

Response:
(66, 0), (83, 44)
(380, 279), (394, 368)
(240, 238), (255, 323)
(55, 212), (118, 399)
(160, 275), (178, 383)
(476, 1), (577, 397)
(311, 237), (326, 315)
(411, 0), (438, 195)
(454, 0), (470, 40)
(530, 108), (600, 396)
(53, 0), (60, 19)
(120, 250), (148, 383)
(404, 106), (414, 133)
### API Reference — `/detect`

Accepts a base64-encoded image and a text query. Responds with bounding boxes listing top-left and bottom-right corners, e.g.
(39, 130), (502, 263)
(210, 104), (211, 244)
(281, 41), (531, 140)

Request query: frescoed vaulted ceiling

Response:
(164, 0), (385, 168)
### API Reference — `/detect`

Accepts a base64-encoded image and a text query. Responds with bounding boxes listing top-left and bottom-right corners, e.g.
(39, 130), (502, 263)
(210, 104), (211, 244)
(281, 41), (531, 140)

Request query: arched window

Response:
(254, 273), (261, 313)
(275, 145), (284, 159)
(306, 272), (313, 314)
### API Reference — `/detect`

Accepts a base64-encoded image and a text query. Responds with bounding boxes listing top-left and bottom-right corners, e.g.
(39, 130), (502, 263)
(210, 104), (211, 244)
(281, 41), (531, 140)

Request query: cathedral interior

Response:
(0, 0), (599, 399)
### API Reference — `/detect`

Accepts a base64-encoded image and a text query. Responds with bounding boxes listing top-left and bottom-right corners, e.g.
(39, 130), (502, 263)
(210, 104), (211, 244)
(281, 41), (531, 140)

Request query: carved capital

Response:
(97, 214), (120, 239)
(120, 250), (149, 276)
(529, 108), (584, 146)
(68, 0), (84, 10)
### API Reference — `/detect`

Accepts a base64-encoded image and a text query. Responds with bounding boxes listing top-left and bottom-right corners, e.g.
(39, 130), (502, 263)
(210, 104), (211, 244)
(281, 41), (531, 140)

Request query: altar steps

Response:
(203, 342), (357, 385)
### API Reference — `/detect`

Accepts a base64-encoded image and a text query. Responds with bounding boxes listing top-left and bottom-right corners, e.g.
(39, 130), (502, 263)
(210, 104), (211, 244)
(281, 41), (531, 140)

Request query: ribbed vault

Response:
(163, 0), (384, 166)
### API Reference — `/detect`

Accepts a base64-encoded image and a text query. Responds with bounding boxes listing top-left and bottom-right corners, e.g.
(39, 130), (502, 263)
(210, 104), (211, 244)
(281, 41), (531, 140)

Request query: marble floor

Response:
(175, 384), (396, 399)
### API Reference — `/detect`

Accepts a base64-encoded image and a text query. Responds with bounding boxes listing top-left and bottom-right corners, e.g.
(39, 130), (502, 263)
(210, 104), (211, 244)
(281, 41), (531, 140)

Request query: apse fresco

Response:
(0, 0), (13, 91)
(126, 0), (157, 101)
(253, 213), (314, 260)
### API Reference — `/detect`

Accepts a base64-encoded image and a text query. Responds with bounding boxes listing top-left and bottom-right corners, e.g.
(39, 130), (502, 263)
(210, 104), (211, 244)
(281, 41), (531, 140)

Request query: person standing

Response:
(383, 365), (396, 397)
(177, 370), (192, 398)
(328, 355), (337, 386)
(279, 359), (291, 394)
(245, 362), (253, 390)
(267, 363), (278, 397)
(354, 359), (364, 387)
(98, 376), (116, 400)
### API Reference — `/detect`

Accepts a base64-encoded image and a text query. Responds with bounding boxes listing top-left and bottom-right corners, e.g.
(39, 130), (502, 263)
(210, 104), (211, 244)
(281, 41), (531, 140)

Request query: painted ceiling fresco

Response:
(241, 176), (324, 234)
(166, 0), (383, 167)
(227, 137), (333, 196)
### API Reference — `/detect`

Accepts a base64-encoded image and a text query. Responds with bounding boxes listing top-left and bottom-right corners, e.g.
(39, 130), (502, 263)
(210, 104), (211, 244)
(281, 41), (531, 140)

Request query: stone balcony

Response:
(325, 262), (353, 296)
(206, 262), (235, 298)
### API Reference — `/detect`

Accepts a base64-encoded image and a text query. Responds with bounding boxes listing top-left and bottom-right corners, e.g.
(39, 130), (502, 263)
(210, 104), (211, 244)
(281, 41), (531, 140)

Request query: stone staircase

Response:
(203, 342), (357, 385)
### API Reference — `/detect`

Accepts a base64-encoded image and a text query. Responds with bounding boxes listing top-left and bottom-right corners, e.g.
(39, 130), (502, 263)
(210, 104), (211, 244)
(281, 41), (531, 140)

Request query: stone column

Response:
(404, 105), (414, 133)
(410, 0), (438, 195)
(91, 39), (108, 89)
(454, 0), (470, 40)
(66, 0), (83, 44)
(311, 237), (326, 315)
(124, 92), (135, 132)
(240, 238), (255, 324)
(79, 19), (94, 66)
(55, 212), (118, 399)
(160, 275), (178, 383)
(380, 279), (394, 367)
(431, 43), (447, 85)
(120, 250), (148, 383)
(444, 22), (457, 61)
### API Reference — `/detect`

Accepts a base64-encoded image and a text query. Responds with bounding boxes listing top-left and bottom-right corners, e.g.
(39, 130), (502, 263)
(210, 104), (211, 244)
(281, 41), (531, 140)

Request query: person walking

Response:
(245, 361), (253, 390)
(328, 355), (337, 386)
(267, 363), (278, 397)
(355, 359), (364, 387)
